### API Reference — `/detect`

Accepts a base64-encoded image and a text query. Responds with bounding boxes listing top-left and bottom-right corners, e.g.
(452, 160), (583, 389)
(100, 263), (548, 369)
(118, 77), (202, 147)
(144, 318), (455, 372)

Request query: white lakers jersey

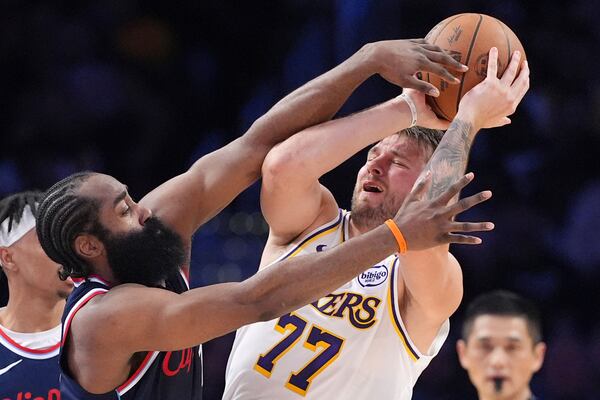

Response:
(223, 210), (449, 399)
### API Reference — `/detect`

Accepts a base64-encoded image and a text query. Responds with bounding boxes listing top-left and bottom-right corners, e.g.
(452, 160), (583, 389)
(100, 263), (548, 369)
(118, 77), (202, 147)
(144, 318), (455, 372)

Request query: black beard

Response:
(98, 217), (186, 286)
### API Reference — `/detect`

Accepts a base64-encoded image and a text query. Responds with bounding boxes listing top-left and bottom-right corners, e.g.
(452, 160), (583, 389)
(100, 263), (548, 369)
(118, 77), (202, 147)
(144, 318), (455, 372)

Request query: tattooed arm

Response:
(397, 47), (531, 354)
(425, 118), (475, 199)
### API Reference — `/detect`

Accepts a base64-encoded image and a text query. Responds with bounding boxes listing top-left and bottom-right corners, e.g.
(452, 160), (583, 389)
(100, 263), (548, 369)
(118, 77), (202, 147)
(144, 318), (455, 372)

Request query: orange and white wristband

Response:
(384, 219), (408, 254)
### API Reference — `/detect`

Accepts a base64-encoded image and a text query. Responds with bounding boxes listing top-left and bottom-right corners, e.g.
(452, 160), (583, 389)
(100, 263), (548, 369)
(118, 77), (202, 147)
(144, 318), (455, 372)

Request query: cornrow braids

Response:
(36, 172), (100, 280)
(0, 191), (44, 233)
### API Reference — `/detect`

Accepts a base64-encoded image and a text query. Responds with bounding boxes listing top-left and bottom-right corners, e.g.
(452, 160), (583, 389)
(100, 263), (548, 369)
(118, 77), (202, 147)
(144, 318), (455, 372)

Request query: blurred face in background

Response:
(2, 228), (73, 301)
(457, 315), (546, 400)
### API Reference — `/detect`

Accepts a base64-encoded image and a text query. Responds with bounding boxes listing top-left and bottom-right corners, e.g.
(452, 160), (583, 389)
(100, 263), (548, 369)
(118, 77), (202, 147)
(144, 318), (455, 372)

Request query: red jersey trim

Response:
(61, 288), (108, 345)
(116, 350), (160, 395)
(0, 325), (60, 357)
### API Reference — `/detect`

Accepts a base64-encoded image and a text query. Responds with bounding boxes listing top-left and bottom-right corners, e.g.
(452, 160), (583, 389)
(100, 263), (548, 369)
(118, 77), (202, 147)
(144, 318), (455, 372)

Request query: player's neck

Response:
(0, 287), (64, 332)
(347, 217), (376, 239)
(479, 387), (533, 400)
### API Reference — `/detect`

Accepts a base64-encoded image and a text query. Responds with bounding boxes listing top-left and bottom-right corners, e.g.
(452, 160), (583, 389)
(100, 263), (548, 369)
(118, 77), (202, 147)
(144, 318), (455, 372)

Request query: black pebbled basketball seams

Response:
(455, 14), (484, 114)
(426, 13), (465, 121)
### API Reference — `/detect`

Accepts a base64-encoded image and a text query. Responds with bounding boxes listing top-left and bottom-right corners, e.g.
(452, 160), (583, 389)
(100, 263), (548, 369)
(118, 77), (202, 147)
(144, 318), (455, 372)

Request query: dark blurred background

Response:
(1, 0), (599, 399)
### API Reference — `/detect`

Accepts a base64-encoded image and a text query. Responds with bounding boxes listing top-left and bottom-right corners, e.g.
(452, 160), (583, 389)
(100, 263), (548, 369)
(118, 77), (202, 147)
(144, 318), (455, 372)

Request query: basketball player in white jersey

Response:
(224, 48), (529, 399)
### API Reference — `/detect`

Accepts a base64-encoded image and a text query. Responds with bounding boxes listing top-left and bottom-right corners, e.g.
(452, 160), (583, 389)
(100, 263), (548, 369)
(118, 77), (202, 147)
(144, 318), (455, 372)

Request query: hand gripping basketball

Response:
(457, 47), (530, 129)
(390, 172), (494, 251)
(368, 39), (468, 96)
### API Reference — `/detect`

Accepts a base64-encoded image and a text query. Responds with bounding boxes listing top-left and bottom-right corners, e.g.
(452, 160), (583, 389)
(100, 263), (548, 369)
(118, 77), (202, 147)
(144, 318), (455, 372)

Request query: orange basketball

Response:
(421, 13), (526, 120)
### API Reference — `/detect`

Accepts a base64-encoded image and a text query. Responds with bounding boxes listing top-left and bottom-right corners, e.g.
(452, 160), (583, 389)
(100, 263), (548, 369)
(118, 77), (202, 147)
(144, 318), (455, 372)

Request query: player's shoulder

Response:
(68, 283), (146, 326)
(260, 208), (348, 268)
(67, 283), (158, 354)
(267, 189), (340, 246)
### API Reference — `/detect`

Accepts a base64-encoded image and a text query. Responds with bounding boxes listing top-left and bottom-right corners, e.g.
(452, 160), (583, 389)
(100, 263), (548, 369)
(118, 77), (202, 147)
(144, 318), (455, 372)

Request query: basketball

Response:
(422, 13), (526, 120)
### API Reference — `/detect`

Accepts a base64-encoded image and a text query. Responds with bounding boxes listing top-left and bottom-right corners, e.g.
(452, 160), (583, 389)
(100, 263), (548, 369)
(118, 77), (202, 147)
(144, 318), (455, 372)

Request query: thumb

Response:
(402, 76), (440, 97)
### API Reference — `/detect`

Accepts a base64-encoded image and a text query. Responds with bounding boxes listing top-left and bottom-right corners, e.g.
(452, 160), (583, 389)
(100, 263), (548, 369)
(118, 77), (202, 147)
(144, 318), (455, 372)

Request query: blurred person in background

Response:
(35, 39), (469, 399)
(0, 191), (73, 399)
(457, 290), (546, 400)
(223, 48), (529, 399)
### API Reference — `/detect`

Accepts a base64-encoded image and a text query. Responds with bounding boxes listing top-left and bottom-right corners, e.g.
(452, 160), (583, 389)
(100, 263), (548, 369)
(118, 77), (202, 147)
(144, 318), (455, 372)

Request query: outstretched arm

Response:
(138, 40), (467, 242)
(398, 48), (530, 353)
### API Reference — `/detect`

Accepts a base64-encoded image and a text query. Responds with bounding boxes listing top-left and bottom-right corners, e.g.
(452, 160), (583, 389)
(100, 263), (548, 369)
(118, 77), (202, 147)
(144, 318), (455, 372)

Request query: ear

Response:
(531, 341), (546, 373)
(0, 247), (16, 272)
(456, 339), (469, 369)
(73, 234), (104, 260)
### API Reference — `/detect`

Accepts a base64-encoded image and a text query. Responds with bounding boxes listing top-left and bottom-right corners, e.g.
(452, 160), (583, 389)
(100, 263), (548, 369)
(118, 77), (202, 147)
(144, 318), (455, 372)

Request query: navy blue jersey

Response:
(60, 272), (203, 400)
(0, 326), (61, 400)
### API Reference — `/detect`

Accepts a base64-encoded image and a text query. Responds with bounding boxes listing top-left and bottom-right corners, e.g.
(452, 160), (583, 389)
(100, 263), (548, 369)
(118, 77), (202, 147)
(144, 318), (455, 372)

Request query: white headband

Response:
(0, 204), (36, 247)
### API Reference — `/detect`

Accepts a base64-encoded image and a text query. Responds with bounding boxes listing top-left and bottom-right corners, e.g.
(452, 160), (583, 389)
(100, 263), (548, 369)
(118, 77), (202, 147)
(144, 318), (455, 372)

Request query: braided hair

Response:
(36, 172), (101, 280)
(0, 191), (44, 305)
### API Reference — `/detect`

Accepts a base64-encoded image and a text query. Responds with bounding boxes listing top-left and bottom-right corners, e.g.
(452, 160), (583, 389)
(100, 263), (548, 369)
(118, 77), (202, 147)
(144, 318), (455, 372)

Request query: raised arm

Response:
(398, 48), (530, 352)
(138, 40), (467, 241)
(261, 89), (451, 246)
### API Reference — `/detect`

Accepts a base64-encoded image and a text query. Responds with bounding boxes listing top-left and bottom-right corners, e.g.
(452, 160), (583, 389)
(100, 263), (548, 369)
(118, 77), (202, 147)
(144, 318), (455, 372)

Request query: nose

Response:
(137, 205), (153, 225)
(488, 347), (509, 369)
(367, 157), (384, 176)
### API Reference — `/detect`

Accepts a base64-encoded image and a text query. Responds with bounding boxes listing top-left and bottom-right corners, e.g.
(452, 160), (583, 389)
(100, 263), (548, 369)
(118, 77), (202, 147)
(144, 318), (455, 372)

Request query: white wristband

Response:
(398, 93), (417, 128)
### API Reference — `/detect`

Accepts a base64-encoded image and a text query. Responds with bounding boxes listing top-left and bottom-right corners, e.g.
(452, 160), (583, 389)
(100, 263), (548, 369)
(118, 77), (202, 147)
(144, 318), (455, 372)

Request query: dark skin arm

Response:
(138, 40), (468, 245)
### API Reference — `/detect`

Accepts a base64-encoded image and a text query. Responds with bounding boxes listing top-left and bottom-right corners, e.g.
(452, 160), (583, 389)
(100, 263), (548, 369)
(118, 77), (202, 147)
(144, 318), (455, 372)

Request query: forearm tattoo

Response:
(425, 119), (474, 199)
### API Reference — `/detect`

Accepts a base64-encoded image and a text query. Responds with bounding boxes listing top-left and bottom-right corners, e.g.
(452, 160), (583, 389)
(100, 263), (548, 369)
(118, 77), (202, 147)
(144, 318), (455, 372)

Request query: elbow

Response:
(262, 146), (301, 185)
